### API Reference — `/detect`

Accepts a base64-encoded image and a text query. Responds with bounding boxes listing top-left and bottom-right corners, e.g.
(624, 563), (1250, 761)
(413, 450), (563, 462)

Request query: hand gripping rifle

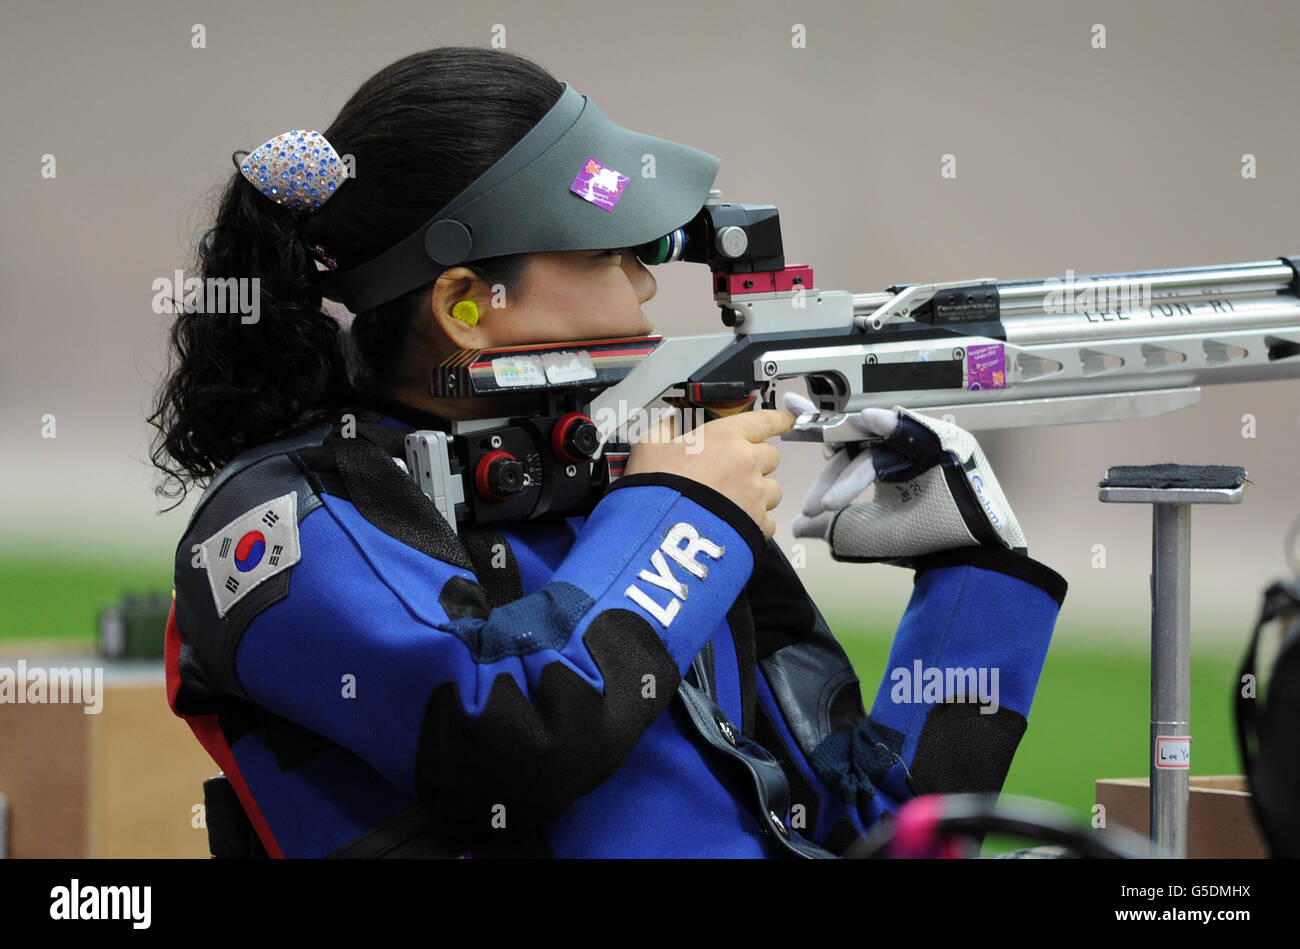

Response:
(403, 190), (1300, 533)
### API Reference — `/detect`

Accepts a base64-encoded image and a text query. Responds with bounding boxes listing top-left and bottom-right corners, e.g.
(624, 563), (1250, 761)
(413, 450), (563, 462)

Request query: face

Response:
(511, 248), (657, 341)
(429, 248), (657, 353)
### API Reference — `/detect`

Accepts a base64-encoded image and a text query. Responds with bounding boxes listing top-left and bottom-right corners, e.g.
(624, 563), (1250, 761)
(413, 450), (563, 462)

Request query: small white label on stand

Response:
(492, 355), (546, 388)
(1154, 736), (1191, 769)
(542, 350), (597, 384)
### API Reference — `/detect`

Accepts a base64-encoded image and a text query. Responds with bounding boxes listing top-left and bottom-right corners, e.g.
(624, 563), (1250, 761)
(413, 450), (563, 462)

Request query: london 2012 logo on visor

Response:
(570, 156), (628, 211)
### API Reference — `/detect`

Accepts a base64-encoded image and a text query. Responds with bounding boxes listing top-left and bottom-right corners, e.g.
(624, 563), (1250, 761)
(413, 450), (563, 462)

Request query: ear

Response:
(429, 268), (492, 350)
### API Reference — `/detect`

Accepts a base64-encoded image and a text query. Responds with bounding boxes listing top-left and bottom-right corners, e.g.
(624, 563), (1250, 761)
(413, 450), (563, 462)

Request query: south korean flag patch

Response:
(201, 491), (302, 618)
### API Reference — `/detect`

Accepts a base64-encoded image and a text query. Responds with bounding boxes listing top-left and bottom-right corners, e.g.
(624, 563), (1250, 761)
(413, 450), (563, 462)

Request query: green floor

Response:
(0, 554), (174, 647)
(1, 553), (1252, 856)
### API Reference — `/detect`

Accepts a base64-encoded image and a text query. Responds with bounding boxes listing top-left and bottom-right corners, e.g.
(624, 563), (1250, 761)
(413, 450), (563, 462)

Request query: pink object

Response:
(891, 795), (945, 858)
(570, 156), (629, 211)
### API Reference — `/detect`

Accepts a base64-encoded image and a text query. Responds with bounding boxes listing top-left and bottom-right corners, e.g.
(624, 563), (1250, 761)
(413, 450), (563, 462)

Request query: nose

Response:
(624, 252), (657, 304)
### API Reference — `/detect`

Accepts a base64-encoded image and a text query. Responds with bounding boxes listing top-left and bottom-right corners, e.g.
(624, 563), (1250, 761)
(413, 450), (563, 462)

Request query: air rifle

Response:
(403, 191), (1300, 533)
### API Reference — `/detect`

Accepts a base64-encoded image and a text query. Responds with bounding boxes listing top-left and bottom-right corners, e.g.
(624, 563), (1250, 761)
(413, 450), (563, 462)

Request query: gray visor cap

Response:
(317, 82), (722, 314)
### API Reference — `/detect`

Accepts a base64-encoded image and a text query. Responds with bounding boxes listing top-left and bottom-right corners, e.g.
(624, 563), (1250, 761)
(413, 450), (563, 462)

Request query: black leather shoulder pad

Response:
(171, 423), (332, 711)
(753, 539), (867, 758)
(183, 423), (334, 533)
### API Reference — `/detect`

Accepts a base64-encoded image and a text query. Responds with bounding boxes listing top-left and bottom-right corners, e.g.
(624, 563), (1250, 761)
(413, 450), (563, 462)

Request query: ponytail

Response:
(147, 173), (353, 510)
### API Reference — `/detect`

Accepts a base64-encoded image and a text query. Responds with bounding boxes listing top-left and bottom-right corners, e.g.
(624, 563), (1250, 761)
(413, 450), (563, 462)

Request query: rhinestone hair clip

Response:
(237, 129), (349, 211)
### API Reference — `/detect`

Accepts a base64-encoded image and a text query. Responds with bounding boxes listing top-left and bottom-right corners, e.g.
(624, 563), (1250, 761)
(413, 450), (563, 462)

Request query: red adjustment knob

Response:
(551, 412), (601, 464)
(474, 449), (526, 501)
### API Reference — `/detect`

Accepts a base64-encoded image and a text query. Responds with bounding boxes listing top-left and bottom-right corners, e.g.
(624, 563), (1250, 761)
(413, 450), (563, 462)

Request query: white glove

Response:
(784, 391), (1027, 564)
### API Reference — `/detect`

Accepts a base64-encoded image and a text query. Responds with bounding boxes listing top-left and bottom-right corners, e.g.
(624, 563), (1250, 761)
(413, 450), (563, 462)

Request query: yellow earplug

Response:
(452, 300), (480, 326)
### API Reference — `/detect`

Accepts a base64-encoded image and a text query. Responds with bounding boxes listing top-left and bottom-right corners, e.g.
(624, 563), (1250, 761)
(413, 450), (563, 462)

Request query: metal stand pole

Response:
(1150, 503), (1192, 856)
(1098, 464), (1246, 857)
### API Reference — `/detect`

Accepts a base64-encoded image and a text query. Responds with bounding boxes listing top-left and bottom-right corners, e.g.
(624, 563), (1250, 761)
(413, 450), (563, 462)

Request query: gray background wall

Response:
(3, 0), (1298, 650)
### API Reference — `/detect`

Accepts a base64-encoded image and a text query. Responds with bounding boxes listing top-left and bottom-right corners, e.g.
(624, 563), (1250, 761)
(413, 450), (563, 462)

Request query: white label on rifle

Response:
(492, 355), (547, 388)
(1154, 736), (1191, 769)
(542, 350), (597, 384)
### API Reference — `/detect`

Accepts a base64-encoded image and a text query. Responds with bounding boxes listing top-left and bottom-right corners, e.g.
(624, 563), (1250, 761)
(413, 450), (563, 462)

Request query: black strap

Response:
(687, 638), (717, 699)
(674, 679), (837, 859)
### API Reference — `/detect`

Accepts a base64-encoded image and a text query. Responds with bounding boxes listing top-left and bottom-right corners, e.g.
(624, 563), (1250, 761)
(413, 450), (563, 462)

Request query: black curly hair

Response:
(148, 46), (563, 510)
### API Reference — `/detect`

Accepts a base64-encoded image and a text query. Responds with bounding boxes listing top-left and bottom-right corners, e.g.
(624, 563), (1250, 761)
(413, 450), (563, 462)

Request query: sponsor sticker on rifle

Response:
(966, 343), (1006, 390)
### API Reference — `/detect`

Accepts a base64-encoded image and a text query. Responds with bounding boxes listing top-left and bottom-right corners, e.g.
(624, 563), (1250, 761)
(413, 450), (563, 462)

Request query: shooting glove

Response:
(785, 391), (1027, 565)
